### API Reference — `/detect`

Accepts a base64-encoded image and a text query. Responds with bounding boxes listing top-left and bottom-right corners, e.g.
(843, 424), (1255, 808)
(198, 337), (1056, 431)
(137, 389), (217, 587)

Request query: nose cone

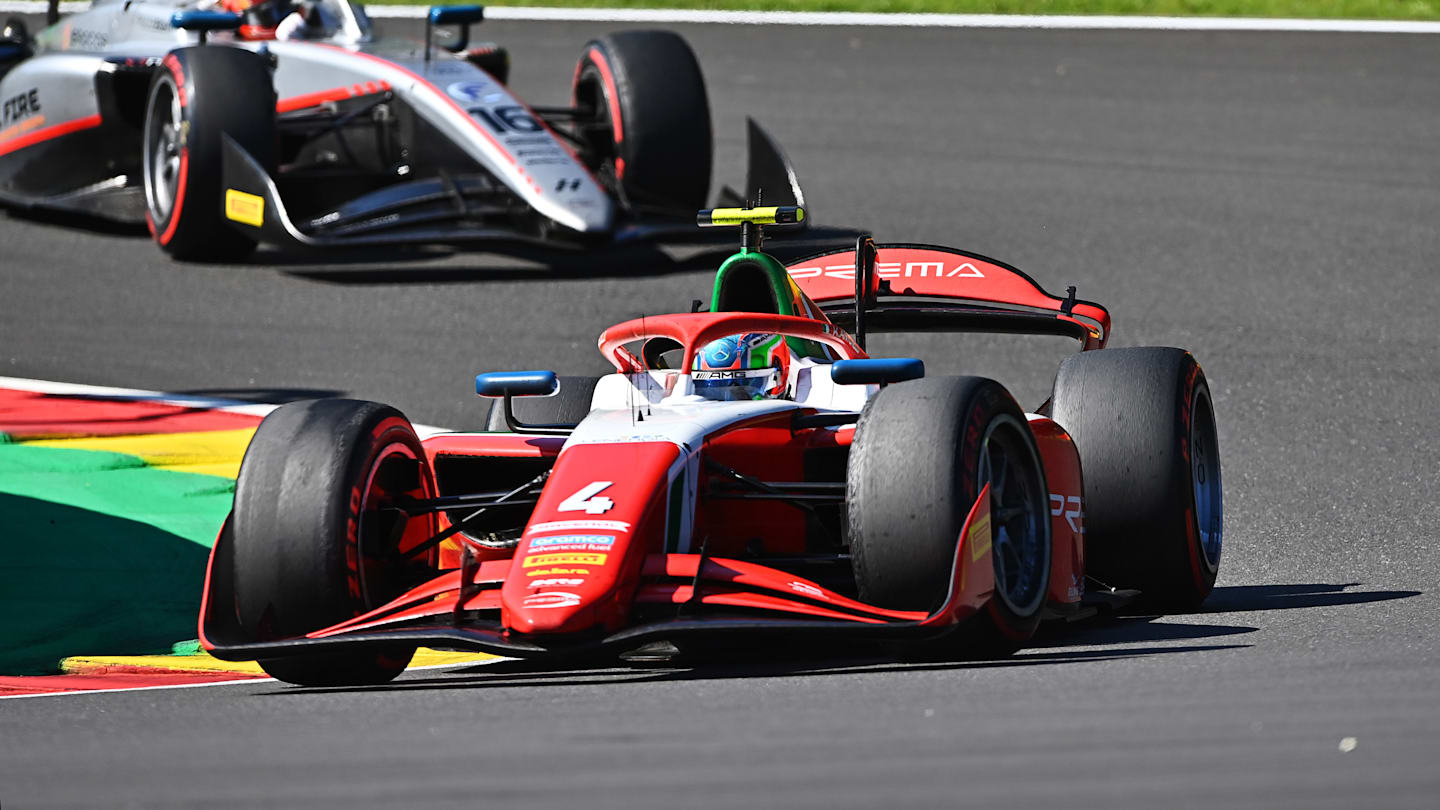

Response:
(548, 182), (615, 234)
(500, 441), (681, 636)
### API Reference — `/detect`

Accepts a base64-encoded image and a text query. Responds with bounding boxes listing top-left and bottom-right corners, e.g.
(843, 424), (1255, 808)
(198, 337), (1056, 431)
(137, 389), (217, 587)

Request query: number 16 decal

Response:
(559, 481), (614, 515)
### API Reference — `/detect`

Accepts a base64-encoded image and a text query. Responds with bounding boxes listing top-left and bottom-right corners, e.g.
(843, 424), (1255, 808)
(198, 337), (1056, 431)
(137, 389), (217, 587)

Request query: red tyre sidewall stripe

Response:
(584, 47), (625, 151)
(345, 417), (435, 608)
(156, 55), (189, 247)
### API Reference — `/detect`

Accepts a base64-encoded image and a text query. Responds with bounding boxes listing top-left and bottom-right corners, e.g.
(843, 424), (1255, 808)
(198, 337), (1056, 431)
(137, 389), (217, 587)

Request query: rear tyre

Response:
(485, 375), (600, 432)
(1049, 347), (1222, 610)
(231, 399), (439, 686)
(848, 377), (1051, 654)
(143, 47), (276, 261)
(571, 30), (712, 212)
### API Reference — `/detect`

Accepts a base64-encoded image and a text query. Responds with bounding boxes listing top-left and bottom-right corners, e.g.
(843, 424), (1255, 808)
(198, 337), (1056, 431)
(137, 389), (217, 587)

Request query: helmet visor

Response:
(692, 369), (782, 401)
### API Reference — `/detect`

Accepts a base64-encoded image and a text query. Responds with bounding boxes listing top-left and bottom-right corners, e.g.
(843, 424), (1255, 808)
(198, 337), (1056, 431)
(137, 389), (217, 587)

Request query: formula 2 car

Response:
(0, 0), (805, 260)
(199, 206), (1224, 685)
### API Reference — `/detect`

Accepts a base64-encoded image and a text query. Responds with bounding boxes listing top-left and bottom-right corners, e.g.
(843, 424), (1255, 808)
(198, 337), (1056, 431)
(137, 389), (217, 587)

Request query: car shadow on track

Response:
(259, 641), (1255, 698)
(1197, 583), (1421, 613)
(260, 616), (1261, 697)
(2, 207), (150, 238)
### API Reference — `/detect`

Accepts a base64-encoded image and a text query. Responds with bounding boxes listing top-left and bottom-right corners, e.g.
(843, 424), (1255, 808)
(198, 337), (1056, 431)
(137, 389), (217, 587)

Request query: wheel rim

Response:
(356, 442), (436, 610)
(1190, 387), (1223, 571)
(977, 416), (1049, 616)
(142, 76), (183, 223)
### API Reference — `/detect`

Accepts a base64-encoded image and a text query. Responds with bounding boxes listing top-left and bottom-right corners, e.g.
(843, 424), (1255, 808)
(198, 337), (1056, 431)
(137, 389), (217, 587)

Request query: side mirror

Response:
(475, 370), (558, 398)
(831, 358), (924, 386)
(476, 371), (571, 435)
(427, 4), (484, 56)
(429, 5), (486, 26)
(170, 10), (241, 43)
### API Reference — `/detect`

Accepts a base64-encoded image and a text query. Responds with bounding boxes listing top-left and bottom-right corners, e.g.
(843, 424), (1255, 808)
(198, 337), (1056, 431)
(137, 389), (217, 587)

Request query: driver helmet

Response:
(691, 333), (790, 401)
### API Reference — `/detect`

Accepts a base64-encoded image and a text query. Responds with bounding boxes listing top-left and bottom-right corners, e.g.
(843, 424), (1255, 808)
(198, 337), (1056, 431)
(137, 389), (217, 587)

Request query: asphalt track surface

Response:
(3, 18), (1439, 809)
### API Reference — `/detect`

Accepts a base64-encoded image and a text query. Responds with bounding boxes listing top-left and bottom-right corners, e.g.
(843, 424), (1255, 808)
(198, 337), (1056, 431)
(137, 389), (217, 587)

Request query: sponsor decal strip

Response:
(0, 113), (100, 157)
(1, 4), (1436, 33)
(275, 81), (392, 114)
(526, 519), (630, 534)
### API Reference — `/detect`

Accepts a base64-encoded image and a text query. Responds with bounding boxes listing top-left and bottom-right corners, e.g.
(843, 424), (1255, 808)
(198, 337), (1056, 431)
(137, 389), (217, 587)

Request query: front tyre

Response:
(143, 47), (276, 261)
(231, 399), (439, 686)
(571, 30), (712, 212)
(848, 377), (1051, 653)
(1049, 347), (1223, 609)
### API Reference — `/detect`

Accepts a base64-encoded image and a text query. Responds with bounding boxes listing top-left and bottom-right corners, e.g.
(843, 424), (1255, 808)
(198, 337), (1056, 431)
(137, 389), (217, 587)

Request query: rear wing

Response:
(784, 240), (1111, 351)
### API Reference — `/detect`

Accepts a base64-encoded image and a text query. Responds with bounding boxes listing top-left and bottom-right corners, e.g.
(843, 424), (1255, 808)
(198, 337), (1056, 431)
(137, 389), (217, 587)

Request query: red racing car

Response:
(199, 206), (1224, 685)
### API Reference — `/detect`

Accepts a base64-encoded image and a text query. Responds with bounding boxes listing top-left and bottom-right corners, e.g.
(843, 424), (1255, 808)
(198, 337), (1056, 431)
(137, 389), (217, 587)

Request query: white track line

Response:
(0, 375), (449, 437)
(1, 3), (1438, 34)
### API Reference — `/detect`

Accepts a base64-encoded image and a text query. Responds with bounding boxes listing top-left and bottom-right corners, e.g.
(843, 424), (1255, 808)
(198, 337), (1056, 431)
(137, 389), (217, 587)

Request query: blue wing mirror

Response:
(475, 370), (558, 398)
(170, 10), (241, 43)
(476, 371), (572, 435)
(427, 5), (485, 58)
(831, 358), (925, 386)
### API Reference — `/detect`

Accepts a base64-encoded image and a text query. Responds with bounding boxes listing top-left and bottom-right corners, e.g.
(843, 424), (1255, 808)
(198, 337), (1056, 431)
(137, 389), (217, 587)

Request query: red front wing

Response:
(198, 483), (995, 661)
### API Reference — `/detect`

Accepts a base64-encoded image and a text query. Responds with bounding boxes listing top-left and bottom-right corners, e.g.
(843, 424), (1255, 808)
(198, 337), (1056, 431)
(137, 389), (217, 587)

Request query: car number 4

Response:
(559, 481), (615, 515)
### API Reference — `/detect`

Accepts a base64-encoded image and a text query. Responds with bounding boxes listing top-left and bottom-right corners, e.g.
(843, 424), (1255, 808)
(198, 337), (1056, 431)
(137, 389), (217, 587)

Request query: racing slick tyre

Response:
(485, 375), (601, 432)
(572, 30), (712, 212)
(848, 377), (1052, 655)
(1049, 347), (1223, 610)
(231, 399), (440, 686)
(142, 46), (276, 262)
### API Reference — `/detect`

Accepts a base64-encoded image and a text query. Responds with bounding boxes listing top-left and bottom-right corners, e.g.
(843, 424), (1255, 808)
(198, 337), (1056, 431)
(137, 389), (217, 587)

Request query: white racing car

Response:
(0, 0), (806, 260)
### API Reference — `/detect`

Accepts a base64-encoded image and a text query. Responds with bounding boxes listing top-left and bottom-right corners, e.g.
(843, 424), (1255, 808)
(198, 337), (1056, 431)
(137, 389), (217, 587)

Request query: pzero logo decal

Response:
(558, 481), (614, 514)
(1050, 494), (1085, 533)
(522, 592), (582, 609)
(787, 581), (825, 600)
(528, 577), (584, 589)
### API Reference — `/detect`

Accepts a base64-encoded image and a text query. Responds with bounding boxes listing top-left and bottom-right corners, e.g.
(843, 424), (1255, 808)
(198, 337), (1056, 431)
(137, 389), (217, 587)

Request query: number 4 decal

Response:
(559, 481), (614, 515)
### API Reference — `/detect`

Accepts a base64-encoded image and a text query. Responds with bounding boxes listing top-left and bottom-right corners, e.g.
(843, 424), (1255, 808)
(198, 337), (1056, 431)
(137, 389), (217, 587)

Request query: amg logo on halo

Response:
(2, 89), (41, 124)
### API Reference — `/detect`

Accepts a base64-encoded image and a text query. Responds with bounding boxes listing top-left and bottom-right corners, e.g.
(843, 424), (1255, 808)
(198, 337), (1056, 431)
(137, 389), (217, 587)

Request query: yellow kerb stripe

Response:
(24, 428), (257, 479)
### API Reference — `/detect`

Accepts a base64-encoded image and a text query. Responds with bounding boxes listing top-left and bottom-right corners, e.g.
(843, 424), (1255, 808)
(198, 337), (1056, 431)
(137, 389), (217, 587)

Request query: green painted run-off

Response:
(0, 442), (233, 674)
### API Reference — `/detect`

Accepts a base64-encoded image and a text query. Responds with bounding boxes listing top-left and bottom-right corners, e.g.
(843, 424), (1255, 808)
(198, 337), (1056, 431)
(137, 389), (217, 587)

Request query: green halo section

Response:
(0, 444), (235, 674)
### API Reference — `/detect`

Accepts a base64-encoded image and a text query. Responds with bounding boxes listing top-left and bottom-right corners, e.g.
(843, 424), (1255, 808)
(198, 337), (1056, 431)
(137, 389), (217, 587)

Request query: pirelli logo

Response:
(522, 553), (607, 568)
(224, 189), (264, 227)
